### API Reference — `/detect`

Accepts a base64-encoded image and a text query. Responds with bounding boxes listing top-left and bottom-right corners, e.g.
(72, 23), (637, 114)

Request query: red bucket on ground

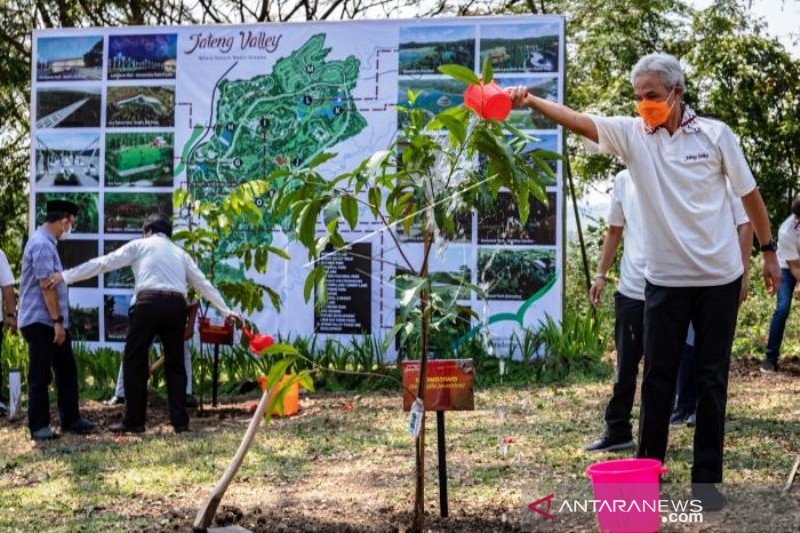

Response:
(585, 458), (667, 533)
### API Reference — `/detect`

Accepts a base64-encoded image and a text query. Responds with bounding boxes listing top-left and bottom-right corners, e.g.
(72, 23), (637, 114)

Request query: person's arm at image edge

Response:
(737, 222), (753, 304)
(589, 226), (623, 308)
(2, 285), (16, 331)
(787, 259), (800, 284)
(740, 188), (780, 295)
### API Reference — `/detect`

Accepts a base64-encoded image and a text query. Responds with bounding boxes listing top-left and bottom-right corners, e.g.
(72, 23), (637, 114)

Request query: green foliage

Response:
(682, 1), (800, 230)
(0, 331), (28, 398)
(535, 312), (608, 378)
(73, 344), (122, 399)
(446, 310), (610, 387)
(269, 65), (554, 359)
(172, 181), (283, 315)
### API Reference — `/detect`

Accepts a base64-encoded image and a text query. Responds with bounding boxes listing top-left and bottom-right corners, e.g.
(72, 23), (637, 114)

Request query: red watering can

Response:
(464, 80), (512, 121)
(242, 327), (274, 354)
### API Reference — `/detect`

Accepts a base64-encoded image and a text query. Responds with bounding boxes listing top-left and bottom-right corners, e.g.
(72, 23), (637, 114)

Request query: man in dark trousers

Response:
(18, 199), (95, 440)
(585, 171), (751, 451)
(48, 215), (239, 434)
(507, 53), (779, 509)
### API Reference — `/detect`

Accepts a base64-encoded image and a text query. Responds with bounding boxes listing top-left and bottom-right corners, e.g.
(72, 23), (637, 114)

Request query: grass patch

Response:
(1, 361), (798, 532)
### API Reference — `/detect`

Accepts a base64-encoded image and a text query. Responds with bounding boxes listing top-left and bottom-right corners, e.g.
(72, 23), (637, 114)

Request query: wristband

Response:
(759, 240), (777, 254)
(53, 315), (64, 324)
(594, 273), (606, 281)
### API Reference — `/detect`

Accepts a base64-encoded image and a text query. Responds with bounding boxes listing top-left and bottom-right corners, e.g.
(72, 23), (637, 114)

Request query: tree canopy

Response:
(2, 0), (797, 264)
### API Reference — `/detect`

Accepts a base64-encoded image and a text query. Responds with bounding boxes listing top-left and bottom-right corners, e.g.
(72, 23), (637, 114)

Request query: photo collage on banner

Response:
(393, 18), (564, 355)
(31, 31), (178, 344)
(31, 16), (564, 351)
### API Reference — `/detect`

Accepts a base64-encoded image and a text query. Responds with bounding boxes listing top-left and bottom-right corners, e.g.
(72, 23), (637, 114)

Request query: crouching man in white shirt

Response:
(507, 52), (779, 509)
(762, 198), (800, 373)
(48, 215), (241, 434)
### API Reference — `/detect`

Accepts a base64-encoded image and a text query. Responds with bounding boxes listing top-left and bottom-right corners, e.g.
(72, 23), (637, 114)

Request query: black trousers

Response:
(638, 277), (741, 484)
(21, 323), (81, 432)
(604, 292), (645, 440)
(123, 292), (188, 428)
(674, 342), (697, 414)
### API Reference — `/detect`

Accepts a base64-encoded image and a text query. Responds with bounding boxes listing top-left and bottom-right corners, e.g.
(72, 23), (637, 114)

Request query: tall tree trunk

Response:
(412, 225), (433, 532)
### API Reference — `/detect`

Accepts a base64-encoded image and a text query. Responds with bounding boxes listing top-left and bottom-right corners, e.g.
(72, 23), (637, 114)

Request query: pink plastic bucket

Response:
(586, 458), (667, 533)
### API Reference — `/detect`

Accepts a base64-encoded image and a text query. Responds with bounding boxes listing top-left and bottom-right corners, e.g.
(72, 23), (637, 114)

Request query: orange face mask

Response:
(636, 86), (677, 128)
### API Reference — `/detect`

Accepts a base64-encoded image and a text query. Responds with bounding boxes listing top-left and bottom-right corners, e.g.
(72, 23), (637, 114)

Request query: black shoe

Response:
(760, 361), (777, 373)
(63, 418), (96, 434)
(686, 413), (696, 427)
(670, 409), (690, 426)
(185, 394), (198, 408)
(104, 396), (125, 406)
(174, 425), (189, 434)
(31, 427), (58, 441)
(692, 483), (727, 511)
(584, 433), (635, 453)
(109, 422), (145, 434)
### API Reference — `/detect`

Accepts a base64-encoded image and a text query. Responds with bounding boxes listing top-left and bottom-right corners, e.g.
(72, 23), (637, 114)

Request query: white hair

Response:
(630, 53), (686, 92)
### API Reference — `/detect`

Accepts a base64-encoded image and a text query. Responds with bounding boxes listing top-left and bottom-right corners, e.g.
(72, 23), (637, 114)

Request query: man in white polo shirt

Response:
(507, 53), (780, 508)
(585, 170), (752, 452)
(762, 198), (800, 373)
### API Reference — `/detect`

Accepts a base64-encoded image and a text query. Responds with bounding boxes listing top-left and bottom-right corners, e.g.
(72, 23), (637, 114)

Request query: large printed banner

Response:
(30, 16), (565, 353)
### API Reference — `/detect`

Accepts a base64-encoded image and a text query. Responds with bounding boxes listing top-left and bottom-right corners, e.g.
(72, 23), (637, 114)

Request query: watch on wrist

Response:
(759, 240), (777, 254)
(53, 315), (64, 324)
(5, 312), (15, 319)
(594, 273), (606, 281)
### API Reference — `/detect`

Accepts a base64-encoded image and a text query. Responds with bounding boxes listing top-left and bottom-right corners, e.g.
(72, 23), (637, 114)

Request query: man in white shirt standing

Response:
(762, 198), (800, 373)
(507, 53), (779, 508)
(585, 170), (752, 452)
(48, 215), (240, 434)
(0, 247), (17, 417)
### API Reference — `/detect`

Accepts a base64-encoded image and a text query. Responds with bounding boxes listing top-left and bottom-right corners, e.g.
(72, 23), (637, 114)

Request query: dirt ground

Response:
(1, 357), (798, 532)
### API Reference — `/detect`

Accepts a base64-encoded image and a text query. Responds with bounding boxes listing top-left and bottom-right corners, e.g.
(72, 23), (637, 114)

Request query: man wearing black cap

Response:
(48, 214), (240, 434)
(19, 199), (95, 440)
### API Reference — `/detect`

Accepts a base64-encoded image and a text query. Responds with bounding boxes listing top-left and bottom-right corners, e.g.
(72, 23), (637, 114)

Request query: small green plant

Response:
(535, 311), (609, 381)
(512, 327), (543, 366)
(73, 343), (121, 398)
(0, 331), (28, 399)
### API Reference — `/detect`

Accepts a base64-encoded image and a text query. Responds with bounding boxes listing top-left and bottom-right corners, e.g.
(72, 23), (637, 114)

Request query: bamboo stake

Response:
(783, 455), (800, 494)
(192, 383), (276, 531)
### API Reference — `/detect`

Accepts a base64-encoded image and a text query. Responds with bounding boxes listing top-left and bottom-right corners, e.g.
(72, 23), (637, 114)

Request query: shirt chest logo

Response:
(683, 152), (711, 163)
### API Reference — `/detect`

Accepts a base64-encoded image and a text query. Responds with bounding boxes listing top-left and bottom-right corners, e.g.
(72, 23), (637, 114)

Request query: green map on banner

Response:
(180, 33), (368, 255)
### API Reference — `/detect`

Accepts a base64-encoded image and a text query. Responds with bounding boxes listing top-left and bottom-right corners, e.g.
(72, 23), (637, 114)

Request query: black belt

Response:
(136, 289), (185, 299)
